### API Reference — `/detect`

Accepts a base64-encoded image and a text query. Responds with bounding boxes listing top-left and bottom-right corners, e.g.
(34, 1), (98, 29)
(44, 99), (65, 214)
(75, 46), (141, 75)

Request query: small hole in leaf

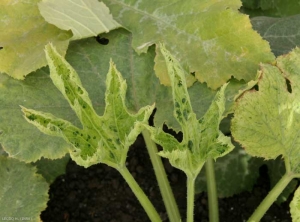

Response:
(0, 47), (3, 50)
(95, 36), (109, 45)
(286, 78), (292, 93)
(190, 72), (195, 77)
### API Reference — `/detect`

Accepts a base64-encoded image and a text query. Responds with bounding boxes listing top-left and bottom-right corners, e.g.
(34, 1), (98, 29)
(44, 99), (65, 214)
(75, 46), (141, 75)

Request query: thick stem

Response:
(248, 172), (294, 222)
(205, 157), (219, 222)
(187, 175), (196, 222)
(142, 130), (181, 222)
(118, 166), (162, 222)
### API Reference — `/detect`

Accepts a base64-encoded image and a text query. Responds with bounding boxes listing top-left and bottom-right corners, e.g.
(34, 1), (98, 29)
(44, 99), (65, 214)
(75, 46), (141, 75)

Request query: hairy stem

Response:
(118, 166), (162, 222)
(248, 172), (294, 222)
(206, 157), (219, 222)
(142, 130), (181, 222)
(187, 175), (196, 222)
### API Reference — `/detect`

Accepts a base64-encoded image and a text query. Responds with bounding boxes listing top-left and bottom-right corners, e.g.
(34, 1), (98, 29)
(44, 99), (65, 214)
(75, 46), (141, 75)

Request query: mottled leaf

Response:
(232, 47), (300, 173)
(0, 0), (71, 79)
(38, 0), (121, 40)
(0, 156), (48, 221)
(146, 45), (234, 177)
(251, 15), (300, 56)
(102, 0), (274, 89)
(22, 43), (154, 168)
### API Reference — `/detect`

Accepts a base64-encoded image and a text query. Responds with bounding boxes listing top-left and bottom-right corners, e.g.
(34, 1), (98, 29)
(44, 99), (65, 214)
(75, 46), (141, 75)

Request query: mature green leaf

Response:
(195, 143), (260, 197)
(241, 0), (300, 17)
(290, 185), (300, 222)
(147, 45), (234, 177)
(32, 154), (70, 183)
(251, 15), (300, 56)
(232, 47), (300, 173)
(0, 0), (71, 79)
(22, 43), (154, 168)
(102, 0), (274, 89)
(38, 0), (121, 40)
(0, 69), (72, 163)
(0, 156), (48, 220)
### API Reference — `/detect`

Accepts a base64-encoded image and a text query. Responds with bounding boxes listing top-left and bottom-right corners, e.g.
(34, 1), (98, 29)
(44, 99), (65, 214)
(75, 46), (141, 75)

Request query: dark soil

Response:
(41, 135), (293, 222)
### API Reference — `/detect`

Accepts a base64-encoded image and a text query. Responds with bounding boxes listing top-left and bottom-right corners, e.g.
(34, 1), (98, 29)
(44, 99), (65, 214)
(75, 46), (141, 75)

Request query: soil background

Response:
(41, 134), (295, 222)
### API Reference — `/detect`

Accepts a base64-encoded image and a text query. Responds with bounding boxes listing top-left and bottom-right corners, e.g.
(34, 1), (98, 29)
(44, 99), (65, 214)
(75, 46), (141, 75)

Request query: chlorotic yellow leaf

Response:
(232, 47), (300, 173)
(0, 0), (72, 79)
(102, 0), (275, 89)
(290, 186), (300, 222)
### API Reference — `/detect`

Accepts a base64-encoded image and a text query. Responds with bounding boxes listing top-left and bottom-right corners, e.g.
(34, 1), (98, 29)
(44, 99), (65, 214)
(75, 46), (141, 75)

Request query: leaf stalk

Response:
(248, 172), (294, 222)
(142, 130), (181, 222)
(118, 166), (162, 222)
(206, 157), (219, 222)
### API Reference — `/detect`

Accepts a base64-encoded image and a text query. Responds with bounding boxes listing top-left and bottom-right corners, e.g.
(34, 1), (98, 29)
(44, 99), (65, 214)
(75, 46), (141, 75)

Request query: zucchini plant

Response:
(1, 0), (300, 221)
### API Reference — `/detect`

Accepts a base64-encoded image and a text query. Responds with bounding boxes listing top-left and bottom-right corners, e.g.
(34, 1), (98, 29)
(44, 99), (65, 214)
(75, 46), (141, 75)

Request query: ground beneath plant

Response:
(41, 135), (293, 222)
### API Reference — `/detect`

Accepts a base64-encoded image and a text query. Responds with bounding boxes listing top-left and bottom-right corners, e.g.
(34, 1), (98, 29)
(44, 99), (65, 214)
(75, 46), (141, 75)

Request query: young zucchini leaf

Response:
(146, 44), (234, 178)
(21, 43), (154, 168)
(232, 47), (300, 174)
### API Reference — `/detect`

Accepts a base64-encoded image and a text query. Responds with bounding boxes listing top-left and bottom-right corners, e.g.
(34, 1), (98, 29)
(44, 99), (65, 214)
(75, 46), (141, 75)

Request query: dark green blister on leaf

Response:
(146, 44), (234, 177)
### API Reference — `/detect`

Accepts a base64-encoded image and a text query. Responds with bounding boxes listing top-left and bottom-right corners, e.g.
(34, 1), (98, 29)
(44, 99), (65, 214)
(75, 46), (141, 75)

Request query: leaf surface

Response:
(251, 15), (300, 56)
(38, 0), (121, 40)
(241, 0), (300, 17)
(0, 0), (71, 79)
(0, 69), (72, 162)
(0, 156), (48, 220)
(32, 154), (70, 183)
(232, 47), (300, 173)
(147, 45), (234, 176)
(102, 0), (274, 89)
(22, 43), (154, 168)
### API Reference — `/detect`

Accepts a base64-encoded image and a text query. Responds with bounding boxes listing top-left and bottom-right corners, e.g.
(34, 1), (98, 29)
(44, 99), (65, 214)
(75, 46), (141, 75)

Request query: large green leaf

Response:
(22, 43), (154, 168)
(251, 15), (300, 56)
(102, 0), (274, 89)
(231, 47), (300, 173)
(0, 69), (71, 162)
(38, 0), (121, 40)
(0, 156), (49, 221)
(241, 0), (300, 17)
(0, 0), (71, 79)
(32, 154), (70, 183)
